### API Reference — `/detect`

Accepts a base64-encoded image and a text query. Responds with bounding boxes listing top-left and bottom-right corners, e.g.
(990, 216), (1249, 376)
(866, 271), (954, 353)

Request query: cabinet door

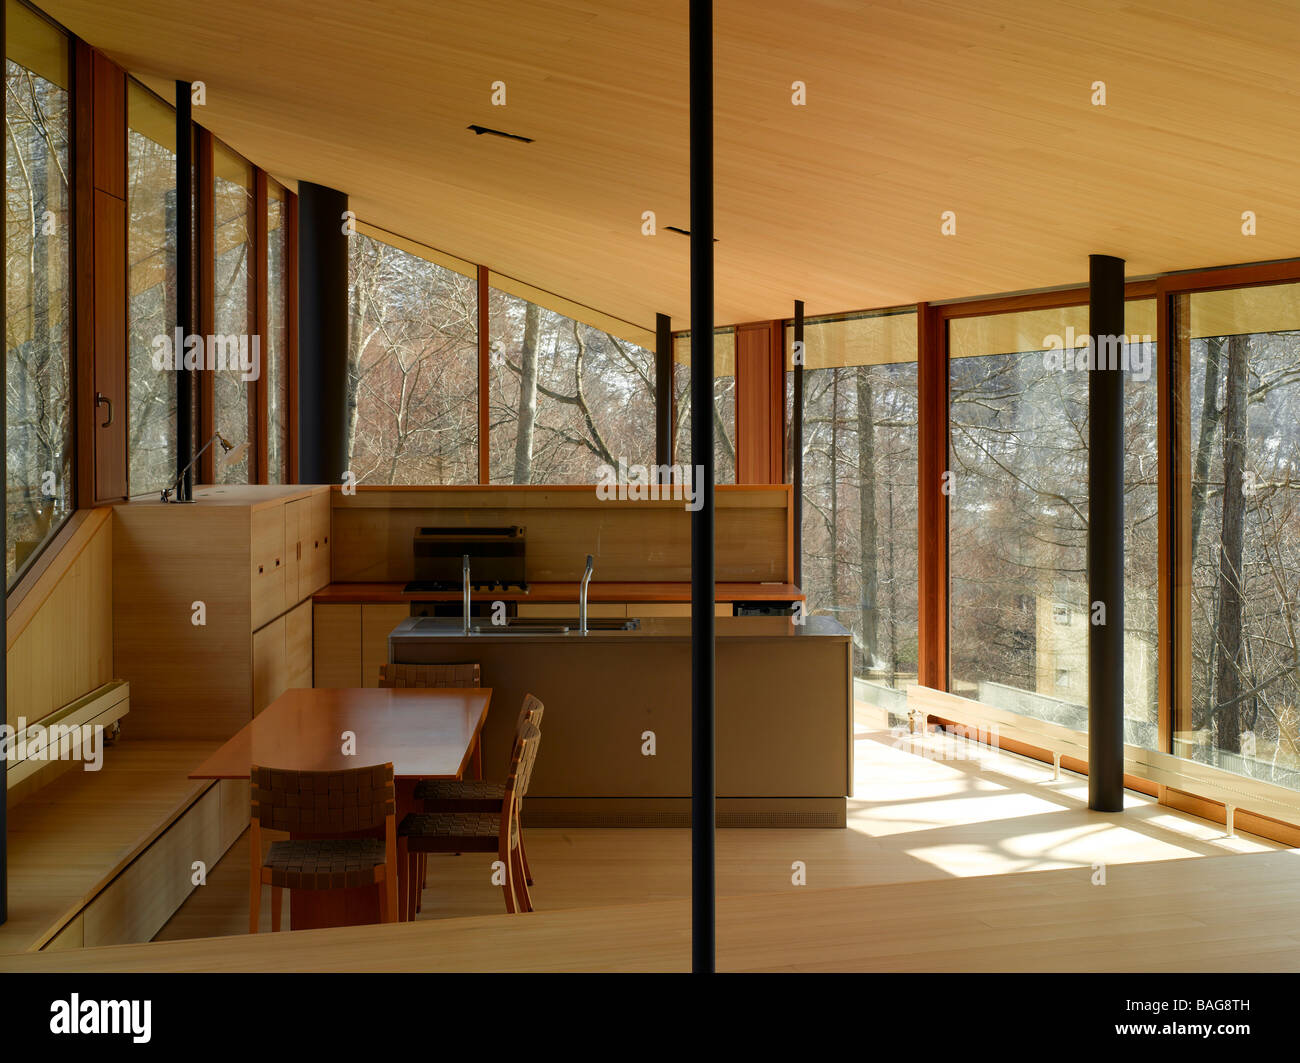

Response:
(285, 599), (313, 689)
(313, 604), (361, 688)
(283, 497), (311, 608)
(308, 488), (331, 593)
(361, 604), (412, 687)
(252, 615), (288, 715)
(250, 504), (286, 630)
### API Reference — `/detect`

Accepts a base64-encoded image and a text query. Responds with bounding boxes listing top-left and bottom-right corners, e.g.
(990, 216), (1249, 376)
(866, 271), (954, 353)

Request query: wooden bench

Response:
(906, 684), (1300, 837)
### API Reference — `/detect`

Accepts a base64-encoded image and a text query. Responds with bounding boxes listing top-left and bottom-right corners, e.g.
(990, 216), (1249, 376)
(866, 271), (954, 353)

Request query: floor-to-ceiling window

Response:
(1176, 279), (1300, 786)
(126, 78), (176, 498)
(346, 229), (477, 483)
(672, 327), (735, 483)
(948, 299), (1159, 742)
(265, 178), (288, 483)
(788, 309), (919, 708)
(489, 280), (655, 484)
(211, 139), (253, 483)
(5, 0), (72, 585)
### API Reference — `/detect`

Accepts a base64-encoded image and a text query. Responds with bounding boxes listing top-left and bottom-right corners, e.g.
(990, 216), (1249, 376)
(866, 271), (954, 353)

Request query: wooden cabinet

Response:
(361, 604), (412, 687)
(113, 485), (330, 739)
(314, 604), (362, 688)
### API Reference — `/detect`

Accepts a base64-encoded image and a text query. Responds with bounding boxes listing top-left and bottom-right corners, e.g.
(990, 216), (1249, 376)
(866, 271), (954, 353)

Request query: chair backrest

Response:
(503, 722), (541, 803)
(250, 762), (395, 833)
(514, 693), (544, 746)
(379, 662), (481, 688)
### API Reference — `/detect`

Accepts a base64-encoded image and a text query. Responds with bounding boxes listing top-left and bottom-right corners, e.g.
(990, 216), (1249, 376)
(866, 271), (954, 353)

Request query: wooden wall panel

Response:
(917, 303), (947, 690)
(5, 510), (114, 730)
(329, 485), (792, 584)
(735, 321), (783, 484)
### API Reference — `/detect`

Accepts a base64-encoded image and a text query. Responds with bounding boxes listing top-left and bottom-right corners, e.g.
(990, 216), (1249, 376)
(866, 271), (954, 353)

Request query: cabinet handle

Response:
(258, 565), (264, 575)
(95, 392), (113, 428)
(275, 558), (281, 567)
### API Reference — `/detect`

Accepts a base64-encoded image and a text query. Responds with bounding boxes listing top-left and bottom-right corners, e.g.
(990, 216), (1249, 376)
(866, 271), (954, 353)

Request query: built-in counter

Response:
(384, 615), (853, 828)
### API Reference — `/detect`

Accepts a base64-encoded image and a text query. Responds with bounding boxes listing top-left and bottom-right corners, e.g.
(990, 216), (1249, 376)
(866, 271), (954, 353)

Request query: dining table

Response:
(190, 685), (492, 930)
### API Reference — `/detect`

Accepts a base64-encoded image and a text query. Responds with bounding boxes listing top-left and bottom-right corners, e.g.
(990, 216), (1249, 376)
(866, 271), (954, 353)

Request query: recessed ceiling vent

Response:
(467, 124), (534, 143)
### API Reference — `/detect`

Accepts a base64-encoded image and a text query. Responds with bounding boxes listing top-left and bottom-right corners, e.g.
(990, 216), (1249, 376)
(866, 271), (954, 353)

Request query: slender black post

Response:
(175, 80), (194, 500)
(689, 0), (715, 974)
(792, 300), (805, 586)
(1, 0), (8, 927)
(655, 313), (672, 480)
(297, 182), (351, 483)
(1088, 254), (1126, 811)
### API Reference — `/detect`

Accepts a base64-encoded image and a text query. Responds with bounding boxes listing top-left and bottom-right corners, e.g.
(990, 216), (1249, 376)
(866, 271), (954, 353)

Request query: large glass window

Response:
(948, 300), (1159, 743)
(1179, 281), (1300, 786)
(671, 327), (735, 484)
(489, 285), (655, 484)
(212, 141), (253, 483)
(788, 310), (919, 708)
(5, 0), (72, 586)
(346, 230), (477, 483)
(265, 180), (288, 483)
(126, 80), (176, 498)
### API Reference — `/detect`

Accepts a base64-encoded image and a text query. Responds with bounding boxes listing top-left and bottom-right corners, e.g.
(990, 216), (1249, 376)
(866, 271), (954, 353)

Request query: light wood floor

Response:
(152, 722), (1282, 943)
(6, 848), (1300, 972)
(0, 738), (219, 954)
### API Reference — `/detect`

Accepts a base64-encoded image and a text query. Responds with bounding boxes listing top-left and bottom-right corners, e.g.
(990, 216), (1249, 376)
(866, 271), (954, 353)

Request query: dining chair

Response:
(398, 713), (542, 917)
(378, 662), (481, 688)
(414, 694), (544, 888)
(248, 762), (399, 933)
(377, 660), (485, 909)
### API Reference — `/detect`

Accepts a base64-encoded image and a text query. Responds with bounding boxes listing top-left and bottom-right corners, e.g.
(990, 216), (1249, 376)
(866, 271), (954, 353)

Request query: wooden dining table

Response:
(191, 686), (492, 930)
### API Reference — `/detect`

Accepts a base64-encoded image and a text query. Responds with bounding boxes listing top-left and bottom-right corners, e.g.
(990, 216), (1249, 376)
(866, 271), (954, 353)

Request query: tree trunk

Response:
(829, 369), (841, 613)
(1190, 336), (1224, 557)
(512, 302), (541, 483)
(856, 366), (879, 672)
(1213, 333), (1249, 753)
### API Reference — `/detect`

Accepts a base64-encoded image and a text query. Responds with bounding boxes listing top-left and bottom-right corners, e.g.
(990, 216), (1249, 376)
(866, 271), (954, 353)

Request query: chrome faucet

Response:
(579, 554), (594, 635)
(462, 553), (472, 636)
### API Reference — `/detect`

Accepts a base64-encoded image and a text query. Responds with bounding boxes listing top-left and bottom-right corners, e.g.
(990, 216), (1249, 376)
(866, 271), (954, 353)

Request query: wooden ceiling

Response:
(37, 0), (1300, 332)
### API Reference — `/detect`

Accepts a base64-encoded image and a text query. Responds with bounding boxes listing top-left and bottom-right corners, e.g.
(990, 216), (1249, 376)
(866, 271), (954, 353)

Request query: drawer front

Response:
(250, 503), (287, 630)
(309, 488), (332, 593)
(314, 603), (362, 687)
(361, 604), (412, 687)
(83, 785), (222, 947)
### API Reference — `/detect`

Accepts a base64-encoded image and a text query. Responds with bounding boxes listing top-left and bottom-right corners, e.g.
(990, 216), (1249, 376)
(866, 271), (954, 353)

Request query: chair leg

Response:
(397, 837), (410, 921)
(519, 831), (534, 887)
(501, 848), (518, 914)
(385, 864), (398, 924)
(270, 886), (283, 932)
(511, 846), (533, 912)
(378, 879), (389, 923)
(416, 853), (426, 912)
(249, 870), (261, 934)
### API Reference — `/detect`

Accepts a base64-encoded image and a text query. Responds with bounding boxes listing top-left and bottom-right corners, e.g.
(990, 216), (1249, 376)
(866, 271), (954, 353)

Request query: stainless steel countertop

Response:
(387, 614), (851, 644)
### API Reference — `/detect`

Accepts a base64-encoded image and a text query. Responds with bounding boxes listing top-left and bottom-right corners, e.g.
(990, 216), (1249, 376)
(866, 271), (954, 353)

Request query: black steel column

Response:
(689, 0), (715, 973)
(792, 300), (805, 586)
(1089, 254), (1126, 811)
(297, 182), (350, 484)
(175, 80), (194, 500)
(1, 0), (8, 927)
(655, 312), (672, 479)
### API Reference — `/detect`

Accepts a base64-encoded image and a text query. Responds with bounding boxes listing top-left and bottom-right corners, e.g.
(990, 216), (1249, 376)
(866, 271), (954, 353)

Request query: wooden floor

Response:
(5, 848), (1300, 972)
(0, 738), (219, 954)
(5, 722), (1294, 971)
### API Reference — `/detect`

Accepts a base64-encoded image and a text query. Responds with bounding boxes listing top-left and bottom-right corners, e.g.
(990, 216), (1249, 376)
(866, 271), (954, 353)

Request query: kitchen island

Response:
(388, 614), (852, 827)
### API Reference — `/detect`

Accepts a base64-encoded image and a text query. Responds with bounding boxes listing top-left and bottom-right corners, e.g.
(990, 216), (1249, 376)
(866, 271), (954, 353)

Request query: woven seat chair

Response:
(399, 715), (542, 917)
(378, 662), (480, 688)
(248, 762), (398, 933)
(414, 694), (544, 887)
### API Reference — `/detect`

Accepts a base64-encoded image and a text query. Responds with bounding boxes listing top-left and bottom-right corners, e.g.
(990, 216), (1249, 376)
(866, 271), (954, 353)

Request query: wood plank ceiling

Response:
(38, 0), (1300, 330)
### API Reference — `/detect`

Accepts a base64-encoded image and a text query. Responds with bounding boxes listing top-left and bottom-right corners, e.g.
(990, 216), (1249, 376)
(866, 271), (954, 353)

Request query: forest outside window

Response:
(489, 280), (655, 485)
(5, 0), (72, 586)
(346, 229), (477, 484)
(671, 327), (735, 485)
(947, 300), (1159, 741)
(787, 309), (918, 705)
(1175, 281), (1300, 787)
(265, 179), (288, 483)
(126, 78), (176, 498)
(211, 140), (254, 484)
